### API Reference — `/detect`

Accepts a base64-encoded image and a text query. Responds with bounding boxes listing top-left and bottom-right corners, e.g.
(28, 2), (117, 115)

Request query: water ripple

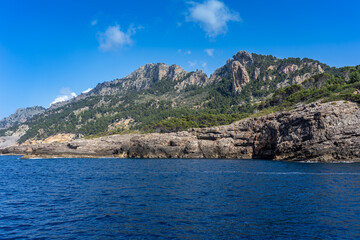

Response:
(0, 156), (359, 239)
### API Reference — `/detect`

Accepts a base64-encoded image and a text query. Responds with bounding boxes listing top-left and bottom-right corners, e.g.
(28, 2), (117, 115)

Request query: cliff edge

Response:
(2, 101), (360, 162)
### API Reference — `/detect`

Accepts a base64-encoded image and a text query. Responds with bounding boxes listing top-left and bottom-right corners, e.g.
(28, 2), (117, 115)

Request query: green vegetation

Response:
(143, 113), (251, 133)
(2, 54), (358, 143)
(260, 71), (360, 110)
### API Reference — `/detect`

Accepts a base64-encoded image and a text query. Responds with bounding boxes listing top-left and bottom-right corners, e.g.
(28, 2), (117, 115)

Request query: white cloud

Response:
(202, 62), (207, 68)
(82, 88), (93, 94)
(186, 0), (240, 37)
(50, 88), (77, 106)
(91, 19), (98, 26)
(188, 61), (197, 67)
(204, 48), (215, 56)
(97, 24), (137, 51)
(178, 49), (192, 55)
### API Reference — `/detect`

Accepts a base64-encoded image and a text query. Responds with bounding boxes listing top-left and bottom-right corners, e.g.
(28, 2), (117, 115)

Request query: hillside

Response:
(0, 106), (45, 129)
(0, 50), (359, 146)
(3, 101), (359, 163)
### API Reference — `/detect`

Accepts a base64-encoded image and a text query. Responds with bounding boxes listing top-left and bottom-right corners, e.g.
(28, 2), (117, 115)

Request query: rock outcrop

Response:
(174, 69), (209, 91)
(1, 50), (352, 146)
(231, 61), (251, 94)
(210, 51), (254, 94)
(2, 101), (359, 163)
(210, 50), (326, 95)
(83, 63), (210, 96)
(48, 63), (210, 110)
(0, 125), (29, 148)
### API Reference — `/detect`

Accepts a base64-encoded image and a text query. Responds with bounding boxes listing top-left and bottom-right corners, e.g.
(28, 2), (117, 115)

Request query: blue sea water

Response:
(0, 156), (359, 239)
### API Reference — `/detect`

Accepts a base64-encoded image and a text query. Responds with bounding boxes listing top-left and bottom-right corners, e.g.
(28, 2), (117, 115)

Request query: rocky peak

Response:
(47, 50), (330, 112)
(230, 51), (253, 93)
(126, 63), (186, 82)
(210, 51), (328, 96)
(174, 69), (209, 91)
(0, 106), (45, 129)
(210, 50), (253, 94)
(232, 50), (254, 66)
(81, 62), (211, 97)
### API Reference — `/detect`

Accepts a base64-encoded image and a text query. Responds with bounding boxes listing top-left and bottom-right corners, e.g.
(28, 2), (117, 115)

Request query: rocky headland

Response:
(2, 101), (360, 163)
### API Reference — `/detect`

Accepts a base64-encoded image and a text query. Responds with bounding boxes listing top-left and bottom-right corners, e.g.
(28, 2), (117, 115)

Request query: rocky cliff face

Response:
(0, 125), (29, 148)
(210, 50), (327, 95)
(0, 106), (45, 129)
(2, 50), (353, 145)
(209, 51), (253, 92)
(84, 63), (210, 96)
(3, 101), (359, 163)
(40, 51), (332, 113)
(48, 63), (210, 110)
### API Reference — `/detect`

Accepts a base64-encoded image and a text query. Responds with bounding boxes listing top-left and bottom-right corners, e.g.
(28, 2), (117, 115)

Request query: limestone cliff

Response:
(210, 50), (327, 95)
(3, 101), (359, 163)
(2, 50), (356, 145)
(80, 63), (210, 96)
(209, 51), (254, 94)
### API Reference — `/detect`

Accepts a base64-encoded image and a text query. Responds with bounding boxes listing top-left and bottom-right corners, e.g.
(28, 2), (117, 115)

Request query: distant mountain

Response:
(0, 106), (45, 129)
(0, 50), (359, 147)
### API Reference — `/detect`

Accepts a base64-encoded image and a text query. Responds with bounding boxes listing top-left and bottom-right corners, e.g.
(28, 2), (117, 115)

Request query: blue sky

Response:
(1, 0), (360, 118)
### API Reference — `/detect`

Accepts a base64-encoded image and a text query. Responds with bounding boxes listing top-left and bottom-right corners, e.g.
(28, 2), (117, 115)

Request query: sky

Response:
(1, 0), (360, 119)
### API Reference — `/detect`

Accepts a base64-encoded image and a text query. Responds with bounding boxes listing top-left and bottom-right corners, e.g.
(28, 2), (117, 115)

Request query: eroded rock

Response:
(2, 101), (360, 163)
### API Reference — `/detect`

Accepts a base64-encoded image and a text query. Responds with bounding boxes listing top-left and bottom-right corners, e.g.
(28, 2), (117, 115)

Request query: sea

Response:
(0, 155), (359, 239)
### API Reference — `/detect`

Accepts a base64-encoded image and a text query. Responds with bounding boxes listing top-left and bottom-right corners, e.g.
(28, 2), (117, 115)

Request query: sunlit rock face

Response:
(210, 50), (326, 95)
(4, 101), (360, 163)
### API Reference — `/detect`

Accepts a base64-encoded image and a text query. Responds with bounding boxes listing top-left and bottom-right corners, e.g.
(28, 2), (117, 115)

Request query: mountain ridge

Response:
(0, 106), (45, 129)
(0, 50), (359, 148)
(47, 50), (337, 110)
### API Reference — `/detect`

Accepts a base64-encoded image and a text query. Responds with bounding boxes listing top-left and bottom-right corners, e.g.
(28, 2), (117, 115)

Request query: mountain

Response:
(4, 101), (360, 162)
(0, 50), (359, 147)
(88, 63), (210, 96)
(210, 50), (330, 98)
(49, 63), (210, 109)
(0, 106), (45, 129)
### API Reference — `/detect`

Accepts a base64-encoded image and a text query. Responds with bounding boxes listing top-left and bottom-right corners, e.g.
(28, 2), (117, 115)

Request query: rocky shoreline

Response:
(1, 101), (360, 162)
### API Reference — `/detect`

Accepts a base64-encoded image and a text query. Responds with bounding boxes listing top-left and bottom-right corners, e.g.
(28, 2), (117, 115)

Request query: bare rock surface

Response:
(48, 63), (210, 109)
(2, 101), (360, 162)
(78, 63), (210, 96)
(210, 50), (326, 95)
(231, 61), (250, 94)
(209, 51), (254, 92)
(0, 125), (29, 148)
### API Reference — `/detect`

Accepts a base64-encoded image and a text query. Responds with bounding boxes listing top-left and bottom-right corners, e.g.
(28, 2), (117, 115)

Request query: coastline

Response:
(1, 101), (360, 163)
(1, 153), (358, 163)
